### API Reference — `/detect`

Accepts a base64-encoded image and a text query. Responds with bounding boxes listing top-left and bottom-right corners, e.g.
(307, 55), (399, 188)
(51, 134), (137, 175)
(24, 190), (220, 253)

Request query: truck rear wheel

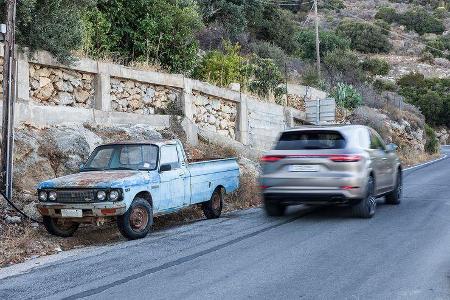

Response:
(43, 216), (80, 237)
(202, 188), (223, 219)
(117, 197), (153, 240)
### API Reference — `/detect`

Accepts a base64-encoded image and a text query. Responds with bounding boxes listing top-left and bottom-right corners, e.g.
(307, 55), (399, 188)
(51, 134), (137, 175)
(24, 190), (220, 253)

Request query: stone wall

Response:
(29, 64), (95, 108)
(110, 77), (181, 115)
(192, 91), (237, 139)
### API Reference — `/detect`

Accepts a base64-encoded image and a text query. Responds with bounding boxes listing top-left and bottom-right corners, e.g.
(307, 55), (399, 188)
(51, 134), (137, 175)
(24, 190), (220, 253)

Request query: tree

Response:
(0, 0), (93, 63)
(337, 20), (391, 53)
(82, 0), (204, 73)
(296, 29), (350, 59)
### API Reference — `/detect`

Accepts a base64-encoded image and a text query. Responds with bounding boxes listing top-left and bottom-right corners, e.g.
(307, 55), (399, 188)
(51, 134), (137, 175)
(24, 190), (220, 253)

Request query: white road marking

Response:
(404, 154), (448, 171)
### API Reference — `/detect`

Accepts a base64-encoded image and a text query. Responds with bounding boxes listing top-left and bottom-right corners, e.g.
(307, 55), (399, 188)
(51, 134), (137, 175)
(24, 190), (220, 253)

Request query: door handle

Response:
(381, 157), (388, 160)
(178, 172), (184, 177)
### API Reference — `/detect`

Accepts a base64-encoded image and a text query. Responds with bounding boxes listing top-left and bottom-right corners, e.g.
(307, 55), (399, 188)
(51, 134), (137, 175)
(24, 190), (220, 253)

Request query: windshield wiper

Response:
(80, 167), (103, 172)
(109, 167), (137, 171)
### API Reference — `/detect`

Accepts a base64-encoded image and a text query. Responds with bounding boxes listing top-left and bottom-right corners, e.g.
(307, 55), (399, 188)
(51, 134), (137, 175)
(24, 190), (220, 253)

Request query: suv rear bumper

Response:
(263, 188), (364, 206)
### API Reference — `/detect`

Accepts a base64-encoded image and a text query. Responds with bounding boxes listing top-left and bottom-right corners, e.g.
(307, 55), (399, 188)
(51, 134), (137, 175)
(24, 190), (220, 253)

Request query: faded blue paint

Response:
(37, 140), (240, 216)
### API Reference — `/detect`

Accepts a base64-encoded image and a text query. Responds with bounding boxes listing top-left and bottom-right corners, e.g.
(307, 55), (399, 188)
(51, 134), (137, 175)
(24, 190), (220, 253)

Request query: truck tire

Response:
(117, 197), (153, 240)
(202, 188), (223, 219)
(352, 176), (376, 219)
(385, 171), (402, 205)
(43, 216), (80, 237)
(264, 199), (286, 217)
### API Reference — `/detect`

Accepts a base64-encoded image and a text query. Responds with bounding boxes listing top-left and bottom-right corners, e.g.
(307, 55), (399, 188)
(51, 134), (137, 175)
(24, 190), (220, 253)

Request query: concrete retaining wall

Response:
(1, 46), (333, 150)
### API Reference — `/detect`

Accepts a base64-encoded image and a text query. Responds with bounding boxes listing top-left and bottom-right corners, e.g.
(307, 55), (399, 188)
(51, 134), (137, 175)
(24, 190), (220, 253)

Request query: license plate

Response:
(61, 209), (83, 218)
(289, 165), (319, 172)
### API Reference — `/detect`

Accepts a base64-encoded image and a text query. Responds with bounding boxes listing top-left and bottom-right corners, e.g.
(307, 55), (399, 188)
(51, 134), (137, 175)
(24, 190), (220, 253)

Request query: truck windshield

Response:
(82, 144), (158, 171)
(275, 130), (346, 150)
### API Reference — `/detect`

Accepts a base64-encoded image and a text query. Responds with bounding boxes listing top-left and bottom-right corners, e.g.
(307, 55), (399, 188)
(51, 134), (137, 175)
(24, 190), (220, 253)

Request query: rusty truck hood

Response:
(38, 170), (151, 189)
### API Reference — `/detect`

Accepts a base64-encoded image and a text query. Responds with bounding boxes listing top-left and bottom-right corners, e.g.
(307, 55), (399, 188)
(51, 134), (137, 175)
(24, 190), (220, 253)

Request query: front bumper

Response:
(37, 201), (127, 218)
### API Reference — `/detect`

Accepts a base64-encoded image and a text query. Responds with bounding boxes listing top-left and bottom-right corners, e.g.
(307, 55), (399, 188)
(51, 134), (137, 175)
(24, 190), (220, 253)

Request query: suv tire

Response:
(352, 176), (376, 219)
(264, 199), (286, 217)
(385, 171), (402, 205)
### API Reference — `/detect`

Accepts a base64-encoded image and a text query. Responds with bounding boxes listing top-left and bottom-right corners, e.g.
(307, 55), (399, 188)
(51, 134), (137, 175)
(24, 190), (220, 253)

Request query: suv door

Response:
(158, 145), (186, 211)
(369, 129), (390, 192)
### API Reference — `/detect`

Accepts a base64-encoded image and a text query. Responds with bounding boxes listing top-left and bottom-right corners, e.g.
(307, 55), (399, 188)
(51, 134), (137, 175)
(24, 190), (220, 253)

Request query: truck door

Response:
(158, 145), (186, 211)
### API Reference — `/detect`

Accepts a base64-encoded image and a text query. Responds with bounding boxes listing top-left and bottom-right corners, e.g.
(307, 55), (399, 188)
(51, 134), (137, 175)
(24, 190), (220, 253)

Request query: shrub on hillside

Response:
(373, 79), (398, 92)
(375, 7), (399, 23)
(331, 82), (363, 110)
(336, 20), (391, 53)
(248, 41), (287, 69)
(323, 49), (365, 84)
(319, 0), (345, 10)
(361, 58), (390, 76)
(247, 56), (286, 101)
(194, 42), (243, 87)
(425, 124), (440, 154)
(425, 35), (450, 60)
(397, 72), (450, 127)
(399, 7), (445, 35)
(82, 0), (204, 73)
(296, 29), (350, 59)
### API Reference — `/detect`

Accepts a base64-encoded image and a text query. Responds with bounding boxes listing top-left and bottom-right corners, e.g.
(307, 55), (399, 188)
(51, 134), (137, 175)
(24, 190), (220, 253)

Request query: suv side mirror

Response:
(79, 163), (85, 171)
(160, 163), (172, 172)
(386, 143), (398, 152)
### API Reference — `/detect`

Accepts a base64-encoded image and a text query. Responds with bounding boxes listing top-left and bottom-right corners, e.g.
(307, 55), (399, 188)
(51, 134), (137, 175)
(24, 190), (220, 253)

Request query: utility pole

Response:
(313, 0), (321, 80)
(1, 0), (17, 200)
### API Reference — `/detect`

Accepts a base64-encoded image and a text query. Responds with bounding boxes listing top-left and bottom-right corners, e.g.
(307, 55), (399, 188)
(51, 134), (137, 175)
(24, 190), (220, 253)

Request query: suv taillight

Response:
(329, 154), (361, 162)
(261, 155), (286, 162)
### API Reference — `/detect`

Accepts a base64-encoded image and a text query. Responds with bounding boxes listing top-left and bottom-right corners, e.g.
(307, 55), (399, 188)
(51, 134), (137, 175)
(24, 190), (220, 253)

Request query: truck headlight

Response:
(109, 190), (120, 201)
(48, 191), (57, 201)
(38, 191), (48, 201)
(97, 191), (106, 201)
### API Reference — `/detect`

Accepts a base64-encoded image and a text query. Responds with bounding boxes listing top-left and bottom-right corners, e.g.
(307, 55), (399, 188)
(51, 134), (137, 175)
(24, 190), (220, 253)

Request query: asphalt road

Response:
(1, 147), (450, 299)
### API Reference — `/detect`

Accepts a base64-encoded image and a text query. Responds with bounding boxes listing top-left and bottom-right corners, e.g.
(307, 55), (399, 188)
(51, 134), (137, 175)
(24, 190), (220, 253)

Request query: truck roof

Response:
(283, 124), (367, 133)
(99, 139), (180, 147)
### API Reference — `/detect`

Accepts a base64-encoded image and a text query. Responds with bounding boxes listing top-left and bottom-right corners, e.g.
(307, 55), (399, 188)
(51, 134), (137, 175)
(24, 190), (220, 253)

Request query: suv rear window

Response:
(275, 130), (346, 150)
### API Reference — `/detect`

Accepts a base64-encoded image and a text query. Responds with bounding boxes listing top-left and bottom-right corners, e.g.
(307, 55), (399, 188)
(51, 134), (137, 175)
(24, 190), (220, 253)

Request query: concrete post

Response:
(95, 63), (111, 111)
(16, 55), (29, 102)
(237, 95), (249, 145)
(181, 78), (198, 145)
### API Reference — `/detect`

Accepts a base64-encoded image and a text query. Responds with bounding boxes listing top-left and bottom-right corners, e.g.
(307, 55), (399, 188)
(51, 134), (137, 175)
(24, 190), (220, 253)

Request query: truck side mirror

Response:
(160, 164), (172, 172)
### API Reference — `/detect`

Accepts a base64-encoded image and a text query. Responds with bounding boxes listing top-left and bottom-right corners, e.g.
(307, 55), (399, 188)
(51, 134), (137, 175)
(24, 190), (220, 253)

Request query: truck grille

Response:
(56, 190), (96, 203)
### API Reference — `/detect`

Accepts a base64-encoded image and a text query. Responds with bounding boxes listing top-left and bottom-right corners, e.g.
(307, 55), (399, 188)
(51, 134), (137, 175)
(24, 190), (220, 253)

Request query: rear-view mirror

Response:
(160, 163), (172, 172)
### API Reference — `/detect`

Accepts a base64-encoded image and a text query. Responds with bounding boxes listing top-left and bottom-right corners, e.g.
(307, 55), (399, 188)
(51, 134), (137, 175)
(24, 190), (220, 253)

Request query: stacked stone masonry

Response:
(192, 91), (237, 139)
(110, 77), (181, 115)
(30, 64), (95, 108)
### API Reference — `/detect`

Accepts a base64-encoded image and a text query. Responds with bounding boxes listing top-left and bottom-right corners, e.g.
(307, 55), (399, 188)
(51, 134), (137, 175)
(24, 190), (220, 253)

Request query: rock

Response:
(229, 82), (240, 91)
(23, 202), (41, 220)
(36, 68), (50, 78)
(167, 93), (177, 102)
(211, 99), (221, 110)
(35, 83), (54, 101)
(208, 115), (217, 125)
(70, 78), (82, 87)
(39, 77), (52, 88)
(129, 99), (142, 110)
(58, 92), (74, 105)
(74, 88), (90, 103)
(5, 215), (21, 224)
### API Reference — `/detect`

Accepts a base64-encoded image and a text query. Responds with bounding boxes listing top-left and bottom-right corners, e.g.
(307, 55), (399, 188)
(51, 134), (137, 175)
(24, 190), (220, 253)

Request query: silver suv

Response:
(260, 125), (402, 218)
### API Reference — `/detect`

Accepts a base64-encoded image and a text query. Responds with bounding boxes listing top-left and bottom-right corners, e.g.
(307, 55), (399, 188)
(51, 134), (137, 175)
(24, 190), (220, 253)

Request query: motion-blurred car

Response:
(259, 125), (402, 218)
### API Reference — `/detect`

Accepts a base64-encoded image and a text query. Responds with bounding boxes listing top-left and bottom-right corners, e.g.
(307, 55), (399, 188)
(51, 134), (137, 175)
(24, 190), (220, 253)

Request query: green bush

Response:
(373, 79), (398, 92)
(397, 73), (450, 126)
(323, 49), (365, 83)
(194, 42), (243, 87)
(375, 6), (399, 23)
(249, 41), (287, 69)
(331, 82), (363, 110)
(247, 56), (286, 100)
(320, 0), (345, 10)
(82, 0), (204, 73)
(425, 124), (440, 154)
(296, 30), (350, 59)
(337, 20), (391, 53)
(361, 58), (390, 76)
(399, 7), (445, 35)
(425, 35), (450, 60)
(301, 66), (323, 89)
(2, 0), (92, 63)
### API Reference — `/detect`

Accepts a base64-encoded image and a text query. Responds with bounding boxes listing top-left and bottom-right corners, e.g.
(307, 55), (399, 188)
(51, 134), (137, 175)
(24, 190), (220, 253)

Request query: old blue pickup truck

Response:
(36, 139), (240, 240)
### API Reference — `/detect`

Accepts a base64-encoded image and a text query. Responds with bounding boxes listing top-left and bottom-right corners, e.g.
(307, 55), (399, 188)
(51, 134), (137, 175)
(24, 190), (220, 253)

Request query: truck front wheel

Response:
(117, 197), (153, 240)
(43, 216), (80, 237)
(202, 188), (223, 219)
